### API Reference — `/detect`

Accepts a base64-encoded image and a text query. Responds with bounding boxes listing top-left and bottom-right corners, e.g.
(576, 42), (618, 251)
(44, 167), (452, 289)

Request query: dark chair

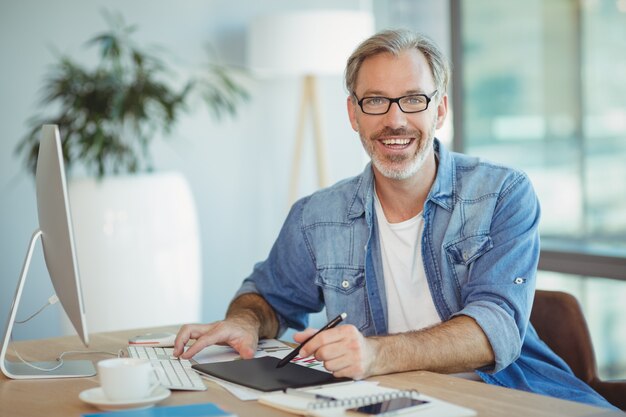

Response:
(531, 289), (626, 410)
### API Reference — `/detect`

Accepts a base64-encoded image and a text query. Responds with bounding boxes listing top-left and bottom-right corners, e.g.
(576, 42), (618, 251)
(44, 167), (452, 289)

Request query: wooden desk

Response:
(0, 326), (617, 417)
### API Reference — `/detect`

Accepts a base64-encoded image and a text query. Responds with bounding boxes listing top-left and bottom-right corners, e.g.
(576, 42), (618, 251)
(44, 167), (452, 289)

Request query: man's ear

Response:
(435, 94), (448, 129)
(347, 96), (359, 132)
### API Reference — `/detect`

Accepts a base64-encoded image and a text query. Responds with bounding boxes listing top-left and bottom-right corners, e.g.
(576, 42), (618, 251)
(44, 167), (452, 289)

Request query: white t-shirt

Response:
(374, 192), (441, 333)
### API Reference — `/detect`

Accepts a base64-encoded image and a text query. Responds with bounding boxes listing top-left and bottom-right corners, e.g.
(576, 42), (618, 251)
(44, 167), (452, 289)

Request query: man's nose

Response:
(382, 102), (407, 128)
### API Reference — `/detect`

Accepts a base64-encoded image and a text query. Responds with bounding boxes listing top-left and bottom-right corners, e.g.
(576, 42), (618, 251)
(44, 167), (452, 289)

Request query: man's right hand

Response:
(173, 314), (260, 360)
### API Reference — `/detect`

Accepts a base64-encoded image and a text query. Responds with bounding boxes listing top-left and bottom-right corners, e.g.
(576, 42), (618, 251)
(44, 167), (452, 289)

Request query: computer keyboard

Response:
(127, 345), (207, 391)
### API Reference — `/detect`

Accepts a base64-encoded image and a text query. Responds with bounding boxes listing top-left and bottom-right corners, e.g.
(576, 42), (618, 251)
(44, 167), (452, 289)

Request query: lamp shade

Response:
(247, 10), (374, 76)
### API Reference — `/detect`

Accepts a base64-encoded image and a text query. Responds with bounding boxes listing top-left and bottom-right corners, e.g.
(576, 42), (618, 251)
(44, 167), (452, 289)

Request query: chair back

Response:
(530, 289), (598, 384)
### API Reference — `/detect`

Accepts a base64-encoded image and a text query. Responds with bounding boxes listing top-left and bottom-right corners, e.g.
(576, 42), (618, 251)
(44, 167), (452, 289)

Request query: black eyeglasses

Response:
(354, 90), (438, 115)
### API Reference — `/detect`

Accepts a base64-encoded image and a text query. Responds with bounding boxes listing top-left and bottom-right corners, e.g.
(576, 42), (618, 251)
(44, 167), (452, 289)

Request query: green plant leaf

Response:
(16, 9), (249, 178)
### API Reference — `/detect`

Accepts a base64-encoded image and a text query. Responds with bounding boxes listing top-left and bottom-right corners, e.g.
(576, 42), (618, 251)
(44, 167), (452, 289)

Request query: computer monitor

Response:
(0, 125), (95, 379)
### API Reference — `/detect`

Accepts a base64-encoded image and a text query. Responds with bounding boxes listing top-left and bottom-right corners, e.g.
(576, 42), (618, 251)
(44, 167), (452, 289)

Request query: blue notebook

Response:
(82, 402), (235, 417)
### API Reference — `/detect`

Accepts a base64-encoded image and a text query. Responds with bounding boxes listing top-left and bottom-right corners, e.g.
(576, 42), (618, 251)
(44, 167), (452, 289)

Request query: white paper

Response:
(198, 373), (266, 401)
(191, 338), (291, 364)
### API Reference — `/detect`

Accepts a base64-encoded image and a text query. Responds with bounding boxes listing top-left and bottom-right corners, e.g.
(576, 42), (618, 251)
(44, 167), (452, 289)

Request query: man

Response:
(174, 29), (613, 409)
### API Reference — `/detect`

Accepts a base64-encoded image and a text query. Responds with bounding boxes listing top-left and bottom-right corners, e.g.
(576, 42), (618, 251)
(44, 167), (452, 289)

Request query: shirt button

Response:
(514, 277), (525, 284)
(341, 280), (350, 289)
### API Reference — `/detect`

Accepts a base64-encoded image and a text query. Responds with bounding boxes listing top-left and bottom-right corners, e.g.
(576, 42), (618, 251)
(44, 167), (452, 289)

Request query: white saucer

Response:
(79, 386), (171, 411)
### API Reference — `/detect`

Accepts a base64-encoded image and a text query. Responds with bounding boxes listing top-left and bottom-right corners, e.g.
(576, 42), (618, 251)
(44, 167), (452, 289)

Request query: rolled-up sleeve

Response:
(234, 197), (324, 336)
(451, 173), (541, 373)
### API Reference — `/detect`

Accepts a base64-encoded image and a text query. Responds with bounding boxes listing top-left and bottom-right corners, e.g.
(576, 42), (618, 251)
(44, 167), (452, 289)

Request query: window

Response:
(458, 0), (626, 378)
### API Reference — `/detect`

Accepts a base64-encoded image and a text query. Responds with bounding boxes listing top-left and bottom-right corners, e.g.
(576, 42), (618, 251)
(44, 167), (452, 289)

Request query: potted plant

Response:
(15, 12), (248, 333)
(17, 11), (247, 177)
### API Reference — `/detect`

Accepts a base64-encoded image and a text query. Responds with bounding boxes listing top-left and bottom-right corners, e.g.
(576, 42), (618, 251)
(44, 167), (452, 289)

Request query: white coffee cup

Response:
(97, 358), (161, 401)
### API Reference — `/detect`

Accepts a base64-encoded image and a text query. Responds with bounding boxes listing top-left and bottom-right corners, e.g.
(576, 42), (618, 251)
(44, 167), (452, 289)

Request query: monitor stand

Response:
(0, 230), (96, 379)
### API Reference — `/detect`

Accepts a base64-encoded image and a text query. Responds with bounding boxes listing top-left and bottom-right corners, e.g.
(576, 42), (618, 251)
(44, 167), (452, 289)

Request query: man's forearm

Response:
(369, 315), (495, 375)
(226, 293), (280, 339)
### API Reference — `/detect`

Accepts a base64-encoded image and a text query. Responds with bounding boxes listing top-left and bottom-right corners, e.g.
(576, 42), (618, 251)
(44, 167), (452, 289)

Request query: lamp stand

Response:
(288, 75), (330, 205)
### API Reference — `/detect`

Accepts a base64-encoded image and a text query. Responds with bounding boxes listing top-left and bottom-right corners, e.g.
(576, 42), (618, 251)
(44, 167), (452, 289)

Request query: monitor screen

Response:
(1, 124), (93, 379)
(36, 125), (89, 346)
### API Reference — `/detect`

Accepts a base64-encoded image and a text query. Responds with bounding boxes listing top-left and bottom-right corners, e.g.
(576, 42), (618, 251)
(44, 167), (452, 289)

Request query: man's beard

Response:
(360, 122), (436, 180)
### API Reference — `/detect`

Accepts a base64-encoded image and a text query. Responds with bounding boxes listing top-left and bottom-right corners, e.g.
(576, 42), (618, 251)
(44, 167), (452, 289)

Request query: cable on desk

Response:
(11, 346), (123, 372)
(10, 293), (123, 372)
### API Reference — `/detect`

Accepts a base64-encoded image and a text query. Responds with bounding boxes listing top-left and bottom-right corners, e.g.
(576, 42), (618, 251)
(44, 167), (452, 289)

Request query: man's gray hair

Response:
(345, 29), (451, 98)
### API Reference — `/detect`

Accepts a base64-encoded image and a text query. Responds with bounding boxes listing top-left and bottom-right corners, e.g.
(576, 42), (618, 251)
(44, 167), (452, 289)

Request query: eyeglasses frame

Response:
(353, 90), (439, 115)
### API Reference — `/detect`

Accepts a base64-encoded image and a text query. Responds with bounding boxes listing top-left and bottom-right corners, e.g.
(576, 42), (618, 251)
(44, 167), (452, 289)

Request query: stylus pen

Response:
(276, 312), (347, 368)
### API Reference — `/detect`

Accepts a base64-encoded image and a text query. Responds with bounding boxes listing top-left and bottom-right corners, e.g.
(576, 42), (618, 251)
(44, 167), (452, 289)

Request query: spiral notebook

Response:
(258, 381), (476, 417)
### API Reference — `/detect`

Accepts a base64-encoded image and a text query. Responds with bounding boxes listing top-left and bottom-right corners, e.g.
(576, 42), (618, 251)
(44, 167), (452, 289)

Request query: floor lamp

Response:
(247, 10), (374, 204)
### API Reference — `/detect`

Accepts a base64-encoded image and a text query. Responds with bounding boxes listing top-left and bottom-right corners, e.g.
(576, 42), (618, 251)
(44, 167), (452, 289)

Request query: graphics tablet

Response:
(192, 356), (351, 392)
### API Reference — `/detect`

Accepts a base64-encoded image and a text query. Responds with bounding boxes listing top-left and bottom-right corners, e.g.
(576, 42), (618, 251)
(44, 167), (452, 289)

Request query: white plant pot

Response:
(63, 171), (201, 334)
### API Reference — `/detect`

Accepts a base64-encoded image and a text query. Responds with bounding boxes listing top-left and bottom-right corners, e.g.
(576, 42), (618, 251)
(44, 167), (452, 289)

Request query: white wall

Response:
(0, 0), (370, 341)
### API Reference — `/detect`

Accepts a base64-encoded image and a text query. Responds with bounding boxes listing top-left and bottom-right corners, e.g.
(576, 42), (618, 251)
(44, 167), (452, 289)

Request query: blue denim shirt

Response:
(237, 140), (613, 409)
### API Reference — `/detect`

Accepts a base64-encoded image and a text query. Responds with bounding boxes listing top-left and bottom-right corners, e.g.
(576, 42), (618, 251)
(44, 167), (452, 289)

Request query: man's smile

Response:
(380, 137), (412, 146)
(375, 136), (415, 154)
(376, 136), (415, 152)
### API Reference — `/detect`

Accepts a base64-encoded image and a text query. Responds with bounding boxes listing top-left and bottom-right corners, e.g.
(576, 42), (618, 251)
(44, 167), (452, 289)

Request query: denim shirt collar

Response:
(427, 139), (455, 211)
(346, 138), (455, 220)
(346, 164), (374, 221)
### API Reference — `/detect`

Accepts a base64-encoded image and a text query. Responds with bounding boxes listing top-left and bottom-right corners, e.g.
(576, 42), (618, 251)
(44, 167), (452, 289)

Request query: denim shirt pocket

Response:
(445, 234), (493, 286)
(315, 267), (370, 331)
